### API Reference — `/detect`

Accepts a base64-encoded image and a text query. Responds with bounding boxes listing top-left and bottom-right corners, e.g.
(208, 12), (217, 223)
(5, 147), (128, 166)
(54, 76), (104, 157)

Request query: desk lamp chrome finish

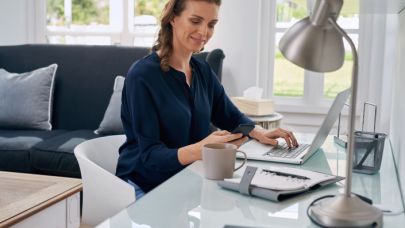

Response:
(279, 0), (382, 227)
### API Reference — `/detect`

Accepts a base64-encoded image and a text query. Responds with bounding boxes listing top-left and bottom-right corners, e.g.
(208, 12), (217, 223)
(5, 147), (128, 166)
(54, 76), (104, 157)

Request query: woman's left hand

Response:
(249, 126), (298, 148)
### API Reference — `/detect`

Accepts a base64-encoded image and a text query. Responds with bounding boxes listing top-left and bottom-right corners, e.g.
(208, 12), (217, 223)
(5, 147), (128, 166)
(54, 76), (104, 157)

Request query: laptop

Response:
(237, 88), (351, 165)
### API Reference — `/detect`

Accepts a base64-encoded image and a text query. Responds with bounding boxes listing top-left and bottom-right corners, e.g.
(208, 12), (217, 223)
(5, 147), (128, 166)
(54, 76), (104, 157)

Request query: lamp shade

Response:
(279, 17), (345, 73)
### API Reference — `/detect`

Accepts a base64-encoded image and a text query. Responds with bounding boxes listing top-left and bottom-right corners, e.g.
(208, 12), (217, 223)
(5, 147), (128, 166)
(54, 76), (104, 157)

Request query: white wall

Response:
(390, 8), (405, 206)
(0, 0), (29, 45)
(205, 0), (260, 97)
(0, 0), (45, 45)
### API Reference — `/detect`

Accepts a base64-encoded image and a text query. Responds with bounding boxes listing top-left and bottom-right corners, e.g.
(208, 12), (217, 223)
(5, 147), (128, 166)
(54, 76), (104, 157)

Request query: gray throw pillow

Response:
(0, 64), (58, 130)
(95, 76), (125, 135)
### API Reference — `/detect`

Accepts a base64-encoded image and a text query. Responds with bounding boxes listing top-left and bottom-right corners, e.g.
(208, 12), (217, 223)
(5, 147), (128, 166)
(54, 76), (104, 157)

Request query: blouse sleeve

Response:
(209, 67), (254, 131)
(122, 67), (185, 172)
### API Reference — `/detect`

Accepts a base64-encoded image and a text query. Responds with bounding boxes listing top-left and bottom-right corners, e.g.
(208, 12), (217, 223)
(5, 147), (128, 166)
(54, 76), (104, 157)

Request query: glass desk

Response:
(97, 135), (405, 228)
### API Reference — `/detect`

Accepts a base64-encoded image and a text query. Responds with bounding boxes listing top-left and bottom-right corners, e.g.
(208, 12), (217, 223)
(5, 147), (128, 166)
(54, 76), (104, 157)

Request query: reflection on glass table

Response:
(96, 135), (405, 228)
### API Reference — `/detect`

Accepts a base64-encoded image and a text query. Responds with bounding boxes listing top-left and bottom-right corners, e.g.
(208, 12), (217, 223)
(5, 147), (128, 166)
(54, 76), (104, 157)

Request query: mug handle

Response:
(234, 151), (247, 171)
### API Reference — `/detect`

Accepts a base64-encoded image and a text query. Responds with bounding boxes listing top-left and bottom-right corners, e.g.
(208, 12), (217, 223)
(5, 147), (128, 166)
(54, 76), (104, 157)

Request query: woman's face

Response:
(171, 1), (219, 53)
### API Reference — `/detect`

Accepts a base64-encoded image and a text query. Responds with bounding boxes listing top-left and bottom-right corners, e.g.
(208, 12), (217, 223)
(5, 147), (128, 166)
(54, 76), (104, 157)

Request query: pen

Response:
(261, 169), (310, 180)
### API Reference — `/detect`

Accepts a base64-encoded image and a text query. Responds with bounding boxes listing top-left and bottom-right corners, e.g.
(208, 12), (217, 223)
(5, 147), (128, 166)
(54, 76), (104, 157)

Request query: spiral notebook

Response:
(218, 166), (344, 202)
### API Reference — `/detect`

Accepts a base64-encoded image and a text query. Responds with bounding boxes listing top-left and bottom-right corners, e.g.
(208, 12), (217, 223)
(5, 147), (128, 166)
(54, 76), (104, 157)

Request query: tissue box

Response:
(231, 97), (274, 116)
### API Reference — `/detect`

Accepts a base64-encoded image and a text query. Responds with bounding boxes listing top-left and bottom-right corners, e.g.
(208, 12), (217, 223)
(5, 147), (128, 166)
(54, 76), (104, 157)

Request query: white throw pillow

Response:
(95, 76), (125, 135)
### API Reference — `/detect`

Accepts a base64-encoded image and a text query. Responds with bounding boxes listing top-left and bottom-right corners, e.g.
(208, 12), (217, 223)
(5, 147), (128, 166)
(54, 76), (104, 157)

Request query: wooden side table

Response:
(247, 112), (283, 130)
(0, 171), (82, 228)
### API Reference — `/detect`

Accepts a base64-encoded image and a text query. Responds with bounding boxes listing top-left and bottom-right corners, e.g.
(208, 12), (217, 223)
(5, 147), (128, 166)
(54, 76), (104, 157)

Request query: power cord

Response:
(374, 204), (404, 216)
(381, 209), (404, 216)
(306, 195), (335, 227)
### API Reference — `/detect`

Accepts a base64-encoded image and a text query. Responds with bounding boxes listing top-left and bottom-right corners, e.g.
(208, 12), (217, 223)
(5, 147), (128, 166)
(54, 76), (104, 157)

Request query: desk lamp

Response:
(279, 0), (382, 227)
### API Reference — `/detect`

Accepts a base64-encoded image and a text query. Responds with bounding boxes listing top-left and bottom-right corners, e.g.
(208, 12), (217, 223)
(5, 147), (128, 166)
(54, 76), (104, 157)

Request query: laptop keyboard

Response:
(264, 143), (310, 158)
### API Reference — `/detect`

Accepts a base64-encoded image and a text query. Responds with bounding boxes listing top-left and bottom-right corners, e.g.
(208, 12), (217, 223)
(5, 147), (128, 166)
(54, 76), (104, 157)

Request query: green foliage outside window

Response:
(275, 0), (358, 21)
(135, 0), (166, 19)
(47, 0), (109, 26)
(274, 51), (353, 98)
(47, 0), (167, 26)
(72, 0), (108, 25)
(276, 0), (307, 22)
(47, 0), (64, 25)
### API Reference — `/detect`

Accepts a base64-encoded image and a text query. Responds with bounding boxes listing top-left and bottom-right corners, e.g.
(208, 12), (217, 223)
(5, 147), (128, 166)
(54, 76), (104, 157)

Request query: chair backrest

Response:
(74, 135), (135, 226)
(194, 49), (225, 82)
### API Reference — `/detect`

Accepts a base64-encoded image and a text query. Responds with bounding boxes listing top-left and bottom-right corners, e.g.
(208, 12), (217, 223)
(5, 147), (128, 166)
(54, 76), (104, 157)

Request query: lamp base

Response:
(308, 194), (382, 227)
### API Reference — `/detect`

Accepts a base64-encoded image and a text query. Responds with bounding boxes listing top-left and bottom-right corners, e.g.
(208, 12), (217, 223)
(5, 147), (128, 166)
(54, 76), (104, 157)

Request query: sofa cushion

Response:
(0, 129), (66, 172)
(30, 130), (100, 177)
(0, 64), (57, 130)
(0, 45), (151, 130)
(95, 76), (125, 135)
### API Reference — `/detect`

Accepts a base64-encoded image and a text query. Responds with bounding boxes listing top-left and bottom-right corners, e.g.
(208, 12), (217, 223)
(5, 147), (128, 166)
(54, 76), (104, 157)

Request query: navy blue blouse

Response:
(116, 52), (253, 192)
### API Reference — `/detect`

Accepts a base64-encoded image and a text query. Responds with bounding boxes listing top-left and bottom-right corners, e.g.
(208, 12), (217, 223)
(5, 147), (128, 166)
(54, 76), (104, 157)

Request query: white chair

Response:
(74, 135), (135, 227)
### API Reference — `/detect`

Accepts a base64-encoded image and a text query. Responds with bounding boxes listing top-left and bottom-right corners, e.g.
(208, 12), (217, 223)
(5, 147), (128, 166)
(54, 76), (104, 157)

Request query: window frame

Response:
(42, 0), (158, 47)
(258, 0), (362, 114)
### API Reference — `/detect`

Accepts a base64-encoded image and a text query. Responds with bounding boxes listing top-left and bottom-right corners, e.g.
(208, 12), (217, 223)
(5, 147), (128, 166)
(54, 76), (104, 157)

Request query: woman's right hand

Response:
(193, 130), (248, 160)
(178, 130), (247, 165)
(198, 130), (247, 148)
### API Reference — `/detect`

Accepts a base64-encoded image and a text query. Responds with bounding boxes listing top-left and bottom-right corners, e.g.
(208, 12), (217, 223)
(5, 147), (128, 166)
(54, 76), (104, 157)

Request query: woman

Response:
(116, 0), (298, 199)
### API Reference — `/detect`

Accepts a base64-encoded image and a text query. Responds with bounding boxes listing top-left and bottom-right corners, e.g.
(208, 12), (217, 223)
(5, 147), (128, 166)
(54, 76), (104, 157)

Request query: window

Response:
(46, 0), (166, 47)
(273, 0), (307, 97)
(46, 0), (113, 45)
(272, 0), (359, 103)
(133, 0), (165, 47)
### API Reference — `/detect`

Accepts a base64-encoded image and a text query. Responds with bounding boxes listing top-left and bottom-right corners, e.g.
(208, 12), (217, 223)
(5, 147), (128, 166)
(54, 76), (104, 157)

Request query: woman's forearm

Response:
(248, 125), (265, 139)
(177, 143), (202, 165)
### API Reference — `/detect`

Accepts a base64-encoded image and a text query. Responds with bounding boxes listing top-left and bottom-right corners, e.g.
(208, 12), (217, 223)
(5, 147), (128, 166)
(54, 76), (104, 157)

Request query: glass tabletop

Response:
(97, 135), (405, 228)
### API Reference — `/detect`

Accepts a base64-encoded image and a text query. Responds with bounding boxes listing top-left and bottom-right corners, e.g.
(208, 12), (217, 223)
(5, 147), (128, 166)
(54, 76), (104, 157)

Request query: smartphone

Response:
(231, 123), (255, 136)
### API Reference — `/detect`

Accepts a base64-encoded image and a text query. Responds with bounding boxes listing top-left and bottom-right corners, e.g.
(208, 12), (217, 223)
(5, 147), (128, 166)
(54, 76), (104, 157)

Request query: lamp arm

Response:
(328, 18), (359, 197)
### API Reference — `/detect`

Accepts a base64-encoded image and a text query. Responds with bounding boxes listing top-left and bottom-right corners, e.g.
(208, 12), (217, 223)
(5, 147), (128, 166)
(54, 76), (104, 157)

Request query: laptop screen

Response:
(305, 88), (351, 157)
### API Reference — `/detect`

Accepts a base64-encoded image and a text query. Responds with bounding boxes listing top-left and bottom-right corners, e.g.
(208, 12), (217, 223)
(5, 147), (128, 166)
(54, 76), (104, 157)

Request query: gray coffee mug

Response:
(202, 143), (247, 180)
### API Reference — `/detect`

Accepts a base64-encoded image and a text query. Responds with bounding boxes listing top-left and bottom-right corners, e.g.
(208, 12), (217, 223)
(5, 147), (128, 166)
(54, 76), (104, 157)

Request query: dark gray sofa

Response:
(0, 44), (225, 178)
